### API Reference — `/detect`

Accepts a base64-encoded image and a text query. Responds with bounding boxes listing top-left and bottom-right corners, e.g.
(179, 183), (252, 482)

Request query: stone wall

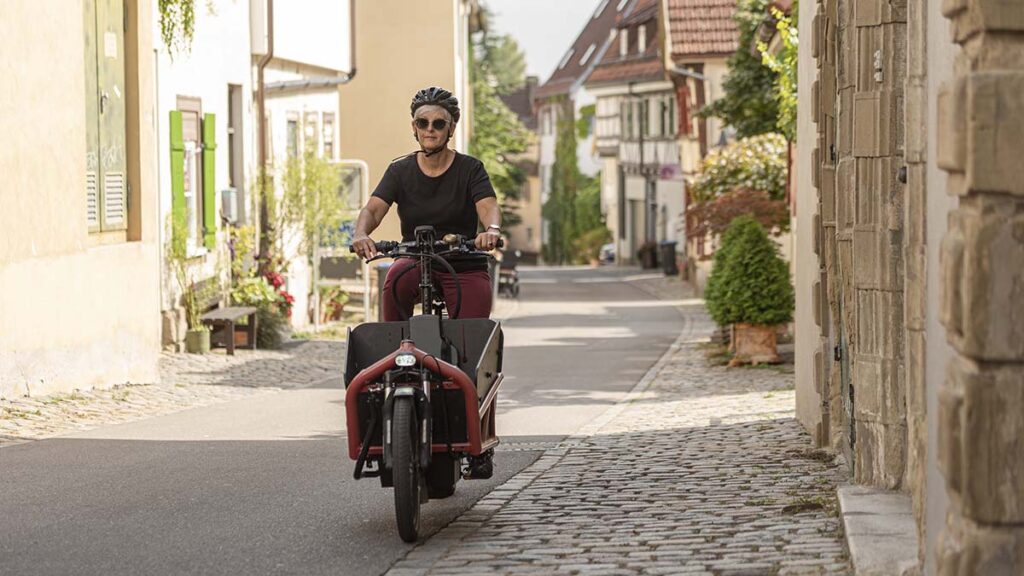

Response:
(936, 0), (1024, 572)
(811, 0), (909, 488)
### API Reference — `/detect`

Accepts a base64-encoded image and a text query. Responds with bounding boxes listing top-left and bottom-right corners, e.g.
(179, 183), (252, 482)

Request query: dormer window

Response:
(617, 0), (630, 10)
(619, 28), (629, 58)
(580, 43), (597, 66)
(638, 24), (646, 54)
(558, 48), (575, 70)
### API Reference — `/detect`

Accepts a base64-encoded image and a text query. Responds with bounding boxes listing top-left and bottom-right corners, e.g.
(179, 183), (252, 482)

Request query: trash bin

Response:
(659, 241), (679, 276)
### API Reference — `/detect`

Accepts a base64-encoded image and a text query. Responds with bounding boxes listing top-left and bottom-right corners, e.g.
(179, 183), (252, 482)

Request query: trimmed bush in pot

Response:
(704, 216), (794, 364)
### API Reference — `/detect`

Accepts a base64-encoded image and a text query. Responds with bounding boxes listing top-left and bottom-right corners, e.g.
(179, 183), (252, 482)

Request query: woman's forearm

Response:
(476, 197), (501, 230)
(355, 198), (388, 237)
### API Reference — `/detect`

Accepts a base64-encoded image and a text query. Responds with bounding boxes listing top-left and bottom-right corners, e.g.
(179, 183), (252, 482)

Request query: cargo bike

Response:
(344, 225), (505, 542)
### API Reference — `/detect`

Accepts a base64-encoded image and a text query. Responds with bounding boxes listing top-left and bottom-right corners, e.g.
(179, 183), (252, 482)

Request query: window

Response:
(304, 111), (320, 156)
(84, 0), (127, 233)
(617, 0), (630, 9)
(619, 28), (629, 58)
(322, 113), (335, 159)
(227, 84), (245, 222)
(580, 43), (596, 66)
(668, 94), (676, 136)
(558, 48), (575, 70)
(640, 99), (650, 137)
(638, 24), (646, 54)
(286, 113), (299, 158)
(171, 96), (217, 252)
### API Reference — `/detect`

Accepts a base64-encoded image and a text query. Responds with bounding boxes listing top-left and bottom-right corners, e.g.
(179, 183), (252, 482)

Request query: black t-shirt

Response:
(372, 152), (497, 272)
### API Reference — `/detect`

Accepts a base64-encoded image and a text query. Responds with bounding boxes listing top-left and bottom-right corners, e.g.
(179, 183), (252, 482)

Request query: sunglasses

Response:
(415, 118), (449, 131)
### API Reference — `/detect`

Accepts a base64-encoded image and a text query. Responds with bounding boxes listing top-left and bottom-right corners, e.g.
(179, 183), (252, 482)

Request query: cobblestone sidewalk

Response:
(387, 285), (849, 575)
(0, 340), (345, 447)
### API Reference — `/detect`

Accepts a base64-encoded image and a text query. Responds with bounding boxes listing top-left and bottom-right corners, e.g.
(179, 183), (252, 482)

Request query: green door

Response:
(84, 0), (127, 232)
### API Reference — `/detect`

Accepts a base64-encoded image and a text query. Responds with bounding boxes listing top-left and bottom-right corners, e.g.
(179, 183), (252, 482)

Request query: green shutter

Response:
(169, 110), (186, 244)
(202, 113), (217, 249)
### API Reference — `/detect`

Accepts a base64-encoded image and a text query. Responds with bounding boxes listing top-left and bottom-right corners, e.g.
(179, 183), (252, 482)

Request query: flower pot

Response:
(731, 323), (780, 365)
(185, 329), (211, 354)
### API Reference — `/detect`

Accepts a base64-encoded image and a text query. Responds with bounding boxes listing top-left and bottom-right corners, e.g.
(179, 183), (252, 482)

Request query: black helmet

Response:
(411, 87), (460, 124)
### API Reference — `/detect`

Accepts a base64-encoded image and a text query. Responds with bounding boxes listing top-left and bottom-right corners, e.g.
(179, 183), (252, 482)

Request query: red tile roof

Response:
(534, 0), (632, 101)
(585, 1), (665, 87)
(664, 0), (739, 60)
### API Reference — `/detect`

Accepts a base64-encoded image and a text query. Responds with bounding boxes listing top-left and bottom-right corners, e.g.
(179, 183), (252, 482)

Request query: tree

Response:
(704, 216), (794, 327)
(469, 76), (529, 227)
(470, 14), (532, 228)
(477, 34), (528, 95)
(542, 99), (580, 264)
(758, 5), (799, 141)
(698, 0), (779, 139)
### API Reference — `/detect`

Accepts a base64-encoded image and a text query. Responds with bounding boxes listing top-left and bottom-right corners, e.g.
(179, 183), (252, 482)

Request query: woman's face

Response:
(413, 105), (453, 148)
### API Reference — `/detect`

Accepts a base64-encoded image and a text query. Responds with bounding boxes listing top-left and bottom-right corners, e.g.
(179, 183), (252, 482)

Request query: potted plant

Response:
(704, 216), (794, 364)
(182, 281), (211, 354)
(319, 285), (350, 322)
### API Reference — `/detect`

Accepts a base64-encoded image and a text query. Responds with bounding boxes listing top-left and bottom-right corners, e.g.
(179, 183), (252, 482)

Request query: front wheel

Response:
(392, 396), (421, 542)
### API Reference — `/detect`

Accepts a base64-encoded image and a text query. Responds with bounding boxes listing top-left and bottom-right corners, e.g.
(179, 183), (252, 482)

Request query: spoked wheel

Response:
(392, 396), (421, 542)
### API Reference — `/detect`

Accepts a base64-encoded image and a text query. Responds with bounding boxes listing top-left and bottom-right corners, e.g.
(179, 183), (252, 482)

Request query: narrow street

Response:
(0, 267), (735, 576)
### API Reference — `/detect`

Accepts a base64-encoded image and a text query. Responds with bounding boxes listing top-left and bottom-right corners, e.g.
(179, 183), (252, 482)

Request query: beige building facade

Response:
(0, 1), (161, 398)
(337, 0), (476, 245)
(798, 0), (1024, 572)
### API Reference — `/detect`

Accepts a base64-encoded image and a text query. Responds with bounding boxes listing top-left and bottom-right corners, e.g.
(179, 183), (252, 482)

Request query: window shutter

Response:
(202, 113), (217, 250)
(170, 110), (186, 243)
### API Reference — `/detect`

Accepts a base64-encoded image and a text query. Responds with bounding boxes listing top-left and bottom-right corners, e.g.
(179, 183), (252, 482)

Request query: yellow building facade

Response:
(0, 1), (161, 398)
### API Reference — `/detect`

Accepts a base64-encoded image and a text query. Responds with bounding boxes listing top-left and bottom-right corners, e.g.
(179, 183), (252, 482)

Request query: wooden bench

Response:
(201, 306), (258, 355)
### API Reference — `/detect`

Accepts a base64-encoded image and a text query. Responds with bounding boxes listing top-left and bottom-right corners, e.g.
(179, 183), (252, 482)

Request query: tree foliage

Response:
(278, 149), (346, 257)
(158, 0), (215, 55)
(470, 14), (531, 228)
(758, 5), (799, 141)
(476, 33), (528, 95)
(690, 133), (788, 202)
(698, 0), (779, 139)
(542, 99), (580, 264)
(704, 216), (794, 327)
(687, 188), (790, 239)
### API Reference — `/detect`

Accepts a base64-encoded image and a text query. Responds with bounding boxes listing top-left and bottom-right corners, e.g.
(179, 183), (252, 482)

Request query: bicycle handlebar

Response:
(349, 235), (503, 259)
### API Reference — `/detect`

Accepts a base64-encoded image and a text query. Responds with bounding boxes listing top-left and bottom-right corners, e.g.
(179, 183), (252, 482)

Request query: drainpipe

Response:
(257, 0), (274, 262)
(267, 0), (358, 93)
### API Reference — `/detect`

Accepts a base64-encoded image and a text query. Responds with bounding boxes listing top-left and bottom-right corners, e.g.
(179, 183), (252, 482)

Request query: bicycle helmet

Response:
(411, 87), (461, 124)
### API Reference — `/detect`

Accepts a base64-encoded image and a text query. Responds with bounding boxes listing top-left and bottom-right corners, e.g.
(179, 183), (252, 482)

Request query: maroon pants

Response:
(382, 258), (493, 321)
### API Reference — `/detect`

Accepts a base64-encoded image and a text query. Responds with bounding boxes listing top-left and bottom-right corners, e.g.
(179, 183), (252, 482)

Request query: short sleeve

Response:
(371, 163), (401, 205)
(469, 159), (497, 203)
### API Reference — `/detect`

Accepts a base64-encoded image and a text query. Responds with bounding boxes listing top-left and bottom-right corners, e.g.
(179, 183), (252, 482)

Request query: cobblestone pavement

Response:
(0, 340), (345, 447)
(387, 283), (849, 576)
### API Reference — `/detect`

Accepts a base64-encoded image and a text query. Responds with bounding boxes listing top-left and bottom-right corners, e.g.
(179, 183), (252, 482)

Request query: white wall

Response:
(154, 0), (254, 307)
(794, 0), (821, 436)
(272, 0), (352, 73)
(574, 86), (602, 177)
(924, 7), (958, 574)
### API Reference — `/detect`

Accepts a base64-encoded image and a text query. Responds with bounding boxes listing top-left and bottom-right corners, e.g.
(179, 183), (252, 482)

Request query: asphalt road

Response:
(0, 266), (684, 576)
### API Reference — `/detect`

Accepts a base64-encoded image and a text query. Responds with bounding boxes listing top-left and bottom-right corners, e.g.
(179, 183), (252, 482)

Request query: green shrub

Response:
(689, 133), (788, 203)
(704, 216), (794, 326)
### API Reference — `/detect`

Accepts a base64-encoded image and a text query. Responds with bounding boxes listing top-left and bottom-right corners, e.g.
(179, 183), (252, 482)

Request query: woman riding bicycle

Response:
(351, 87), (502, 321)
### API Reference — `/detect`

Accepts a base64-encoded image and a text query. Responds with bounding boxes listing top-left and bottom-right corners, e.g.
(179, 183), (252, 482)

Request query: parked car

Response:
(599, 243), (615, 265)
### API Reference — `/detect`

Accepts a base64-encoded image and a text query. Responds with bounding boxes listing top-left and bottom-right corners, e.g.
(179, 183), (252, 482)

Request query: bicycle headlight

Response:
(395, 353), (416, 367)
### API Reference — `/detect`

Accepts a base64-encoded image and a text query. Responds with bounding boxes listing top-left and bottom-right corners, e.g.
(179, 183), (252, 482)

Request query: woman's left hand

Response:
(475, 230), (501, 251)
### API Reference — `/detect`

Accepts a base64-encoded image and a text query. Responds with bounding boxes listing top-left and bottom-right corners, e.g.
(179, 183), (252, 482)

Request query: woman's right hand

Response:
(351, 233), (377, 260)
